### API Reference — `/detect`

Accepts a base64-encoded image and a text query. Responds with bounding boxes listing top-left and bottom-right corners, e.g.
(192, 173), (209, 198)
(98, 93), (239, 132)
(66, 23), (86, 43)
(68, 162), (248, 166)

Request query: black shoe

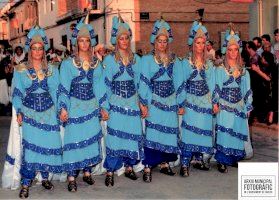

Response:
(68, 180), (77, 192)
(42, 180), (54, 190)
(160, 166), (176, 176)
(105, 173), (114, 187)
(193, 161), (210, 171)
(217, 163), (228, 173)
(83, 175), (95, 185)
(231, 162), (238, 168)
(180, 166), (189, 177)
(143, 168), (152, 183)
(19, 186), (29, 199)
(124, 170), (138, 180)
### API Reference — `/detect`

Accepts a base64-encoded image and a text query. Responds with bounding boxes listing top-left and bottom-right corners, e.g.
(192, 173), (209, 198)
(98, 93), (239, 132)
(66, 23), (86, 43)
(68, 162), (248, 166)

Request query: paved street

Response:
(0, 116), (277, 199)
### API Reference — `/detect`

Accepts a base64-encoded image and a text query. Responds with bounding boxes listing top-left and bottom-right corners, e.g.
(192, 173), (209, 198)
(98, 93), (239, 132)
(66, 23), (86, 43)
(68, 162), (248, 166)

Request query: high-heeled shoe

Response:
(105, 172), (114, 187)
(19, 186), (29, 199)
(83, 175), (95, 185)
(180, 166), (189, 177)
(42, 180), (54, 190)
(217, 163), (228, 173)
(68, 180), (77, 192)
(160, 163), (176, 176)
(124, 169), (138, 180)
(143, 168), (152, 183)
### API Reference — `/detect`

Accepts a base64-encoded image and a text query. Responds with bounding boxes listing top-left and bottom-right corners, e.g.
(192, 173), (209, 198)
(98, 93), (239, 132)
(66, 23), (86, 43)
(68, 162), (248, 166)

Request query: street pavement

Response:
(0, 116), (277, 199)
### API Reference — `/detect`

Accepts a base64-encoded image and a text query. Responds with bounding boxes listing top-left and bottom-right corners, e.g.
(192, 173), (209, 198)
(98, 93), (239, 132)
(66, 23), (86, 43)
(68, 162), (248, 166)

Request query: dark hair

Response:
(274, 29), (279, 35)
(215, 49), (222, 57)
(252, 37), (262, 44)
(247, 41), (257, 51)
(261, 34), (271, 42)
(15, 46), (23, 52)
(207, 40), (213, 46)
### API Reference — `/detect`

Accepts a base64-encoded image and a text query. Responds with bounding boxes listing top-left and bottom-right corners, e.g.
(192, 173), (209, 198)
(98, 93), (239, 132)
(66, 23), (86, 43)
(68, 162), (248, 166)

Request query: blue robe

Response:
(12, 63), (62, 185)
(102, 53), (143, 172)
(213, 66), (253, 165)
(180, 58), (216, 166)
(58, 57), (105, 176)
(139, 53), (183, 167)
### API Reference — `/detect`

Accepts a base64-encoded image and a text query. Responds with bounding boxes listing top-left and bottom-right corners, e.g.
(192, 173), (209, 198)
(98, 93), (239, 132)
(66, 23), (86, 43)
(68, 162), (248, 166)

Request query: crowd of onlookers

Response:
(206, 29), (279, 125)
(1, 30), (278, 125)
(0, 43), (114, 116)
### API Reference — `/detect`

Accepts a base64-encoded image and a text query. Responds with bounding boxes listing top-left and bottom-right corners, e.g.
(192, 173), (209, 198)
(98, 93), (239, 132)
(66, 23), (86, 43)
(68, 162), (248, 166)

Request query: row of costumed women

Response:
(1, 13), (253, 199)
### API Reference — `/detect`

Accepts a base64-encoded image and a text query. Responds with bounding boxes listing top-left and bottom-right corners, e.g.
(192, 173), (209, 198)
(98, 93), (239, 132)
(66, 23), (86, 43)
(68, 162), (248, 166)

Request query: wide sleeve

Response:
(132, 54), (141, 91)
(57, 59), (72, 112)
(212, 67), (224, 105)
(92, 61), (107, 109)
(48, 65), (60, 109)
(12, 70), (25, 115)
(138, 55), (152, 106)
(206, 61), (216, 105)
(173, 58), (186, 108)
(242, 69), (253, 114)
(102, 55), (113, 111)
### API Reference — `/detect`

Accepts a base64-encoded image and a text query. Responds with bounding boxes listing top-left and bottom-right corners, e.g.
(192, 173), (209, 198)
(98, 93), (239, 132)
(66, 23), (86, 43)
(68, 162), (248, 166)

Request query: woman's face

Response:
(117, 33), (130, 50)
(16, 48), (23, 56)
(155, 35), (168, 53)
(194, 37), (206, 54)
(77, 37), (91, 52)
(30, 43), (44, 61)
(227, 44), (239, 61)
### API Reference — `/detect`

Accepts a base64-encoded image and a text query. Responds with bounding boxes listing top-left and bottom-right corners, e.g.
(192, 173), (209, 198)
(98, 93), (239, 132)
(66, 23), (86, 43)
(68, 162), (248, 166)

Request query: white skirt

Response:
(0, 79), (9, 105)
(1, 108), (143, 189)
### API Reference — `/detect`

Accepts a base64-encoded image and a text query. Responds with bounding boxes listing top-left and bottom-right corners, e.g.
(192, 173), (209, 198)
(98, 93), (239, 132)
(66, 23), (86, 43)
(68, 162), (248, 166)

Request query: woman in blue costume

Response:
(12, 26), (62, 198)
(58, 17), (108, 192)
(179, 20), (217, 177)
(139, 19), (184, 183)
(102, 16), (143, 187)
(213, 25), (252, 173)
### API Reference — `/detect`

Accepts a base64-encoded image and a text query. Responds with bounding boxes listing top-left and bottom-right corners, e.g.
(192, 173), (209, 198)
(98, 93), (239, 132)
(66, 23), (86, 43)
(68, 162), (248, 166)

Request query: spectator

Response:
(94, 44), (106, 61)
(261, 34), (274, 54)
(247, 41), (262, 123)
(273, 29), (279, 64)
(53, 44), (67, 64)
(206, 40), (215, 61)
(261, 51), (278, 124)
(12, 45), (26, 65)
(253, 37), (263, 56)
(214, 49), (223, 66)
(241, 41), (250, 67)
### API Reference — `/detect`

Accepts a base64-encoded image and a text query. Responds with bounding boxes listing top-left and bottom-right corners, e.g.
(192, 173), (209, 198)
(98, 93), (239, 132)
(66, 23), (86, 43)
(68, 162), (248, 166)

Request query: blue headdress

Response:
(110, 16), (132, 45)
(150, 19), (173, 44)
(188, 20), (209, 46)
(71, 15), (97, 47)
(221, 23), (242, 54)
(25, 26), (49, 52)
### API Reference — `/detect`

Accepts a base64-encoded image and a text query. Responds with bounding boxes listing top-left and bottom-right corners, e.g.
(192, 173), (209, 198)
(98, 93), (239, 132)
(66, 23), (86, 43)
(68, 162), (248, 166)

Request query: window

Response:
(50, 38), (54, 49)
(92, 0), (97, 9)
(62, 35), (67, 47)
(50, 0), (54, 11)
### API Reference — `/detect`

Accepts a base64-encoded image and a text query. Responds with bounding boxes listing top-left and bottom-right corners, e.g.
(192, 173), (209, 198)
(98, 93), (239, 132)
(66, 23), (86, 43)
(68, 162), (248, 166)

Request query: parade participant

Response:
(12, 26), (62, 198)
(179, 19), (216, 177)
(58, 16), (108, 192)
(213, 26), (253, 173)
(102, 15), (143, 187)
(139, 18), (184, 182)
